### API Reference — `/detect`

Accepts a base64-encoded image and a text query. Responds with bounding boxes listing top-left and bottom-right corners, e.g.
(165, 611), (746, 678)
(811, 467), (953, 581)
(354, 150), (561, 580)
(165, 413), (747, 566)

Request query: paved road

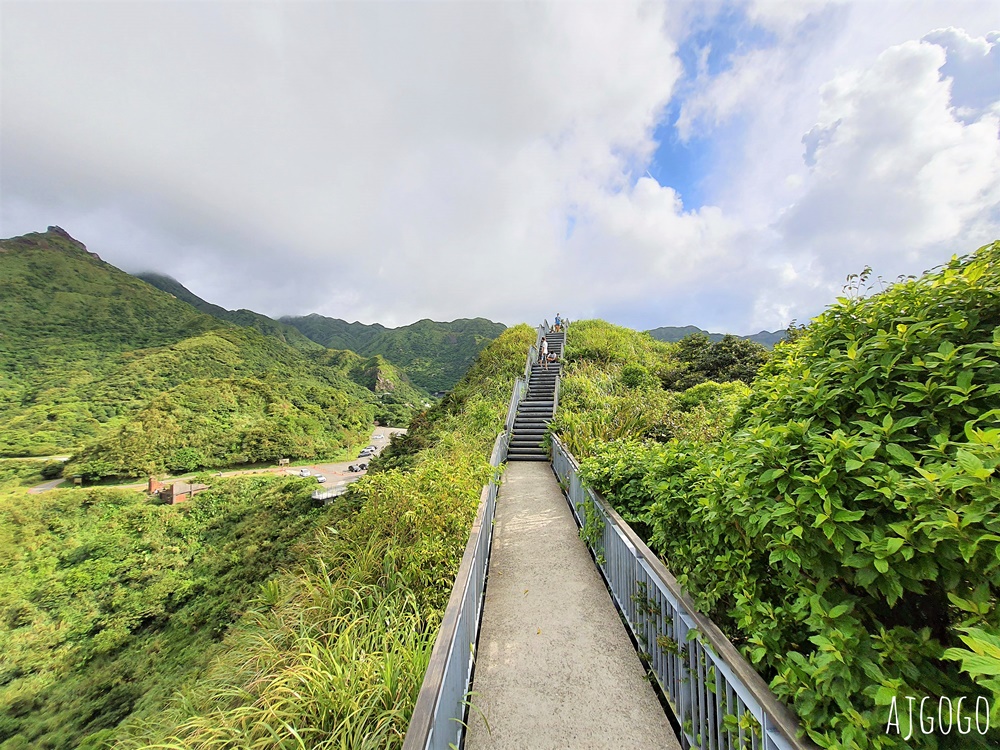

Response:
(26, 427), (406, 494)
(27, 478), (66, 494)
(465, 462), (679, 750)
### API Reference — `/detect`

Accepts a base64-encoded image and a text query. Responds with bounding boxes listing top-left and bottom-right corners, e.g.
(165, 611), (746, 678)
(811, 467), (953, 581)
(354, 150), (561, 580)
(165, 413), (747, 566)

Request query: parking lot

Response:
(290, 426), (406, 497)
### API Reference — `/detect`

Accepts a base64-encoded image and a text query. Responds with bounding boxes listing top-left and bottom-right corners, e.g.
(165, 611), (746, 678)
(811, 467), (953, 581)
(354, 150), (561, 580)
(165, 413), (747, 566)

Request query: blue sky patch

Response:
(643, 3), (777, 211)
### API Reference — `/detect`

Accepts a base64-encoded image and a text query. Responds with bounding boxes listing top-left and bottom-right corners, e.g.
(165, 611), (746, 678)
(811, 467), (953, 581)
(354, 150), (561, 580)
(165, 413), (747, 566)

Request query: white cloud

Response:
(2, 1), (998, 337)
(782, 34), (1000, 264)
(669, 4), (999, 331)
(1, 1), (681, 326)
(675, 48), (788, 142)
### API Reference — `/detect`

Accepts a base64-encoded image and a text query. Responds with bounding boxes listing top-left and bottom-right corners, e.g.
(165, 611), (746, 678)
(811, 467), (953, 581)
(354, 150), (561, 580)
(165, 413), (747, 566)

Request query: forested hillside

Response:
(108, 325), (534, 749)
(0, 473), (334, 749)
(563, 242), (1000, 748)
(134, 272), (323, 353)
(0, 228), (413, 473)
(282, 313), (506, 392)
(0, 227), (528, 748)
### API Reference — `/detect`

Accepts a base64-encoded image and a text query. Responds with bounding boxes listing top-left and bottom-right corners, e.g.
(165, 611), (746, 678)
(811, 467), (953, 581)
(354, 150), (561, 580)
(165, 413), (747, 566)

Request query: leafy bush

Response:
(579, 242), (1000, 748)
(661, 332), (769, 389)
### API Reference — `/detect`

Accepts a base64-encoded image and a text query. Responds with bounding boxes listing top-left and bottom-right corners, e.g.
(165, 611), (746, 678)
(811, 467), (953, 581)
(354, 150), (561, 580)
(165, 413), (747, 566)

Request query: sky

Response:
(1, 1), (998, 333)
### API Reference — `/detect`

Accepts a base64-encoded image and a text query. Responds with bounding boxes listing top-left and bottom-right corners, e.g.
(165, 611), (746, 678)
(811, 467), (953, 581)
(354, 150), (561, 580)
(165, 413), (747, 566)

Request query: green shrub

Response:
(580, 242), (1000, 748)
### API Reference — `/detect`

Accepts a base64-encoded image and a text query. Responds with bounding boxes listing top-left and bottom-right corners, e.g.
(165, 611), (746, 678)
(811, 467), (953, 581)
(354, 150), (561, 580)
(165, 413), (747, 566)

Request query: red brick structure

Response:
(159, 481), (209, 504)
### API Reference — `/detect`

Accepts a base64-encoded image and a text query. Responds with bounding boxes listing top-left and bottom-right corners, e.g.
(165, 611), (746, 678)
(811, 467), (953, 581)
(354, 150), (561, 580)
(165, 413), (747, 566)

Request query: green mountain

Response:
(646, 325), (785, 349)
(134, 273), (429, 424)
(0, 325), (535, 750)
(135, 272), (323, 353)
(280, 312), (388, 352)
(281, 314), (506, 392)
(0, 227), (401, 468)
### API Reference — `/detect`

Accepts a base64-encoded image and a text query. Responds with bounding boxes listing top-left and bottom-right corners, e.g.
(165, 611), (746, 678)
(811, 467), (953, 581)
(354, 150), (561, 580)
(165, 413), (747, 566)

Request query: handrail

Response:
(550, 435), (818, 750)
(403, 373), (523, 750)
(403, 432), (506, 750)
(505, 377), (524, 435)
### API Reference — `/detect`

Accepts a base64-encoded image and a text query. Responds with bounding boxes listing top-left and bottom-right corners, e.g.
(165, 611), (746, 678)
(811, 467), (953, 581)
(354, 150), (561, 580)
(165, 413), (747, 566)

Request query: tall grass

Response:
(115, 325), (535, 749)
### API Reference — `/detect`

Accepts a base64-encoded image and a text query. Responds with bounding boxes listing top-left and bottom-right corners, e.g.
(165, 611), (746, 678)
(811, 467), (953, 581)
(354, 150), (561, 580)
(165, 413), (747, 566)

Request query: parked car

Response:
(359, 449), (374, 458)
(348, 463), (368, 473)
(298, 468), (311, 477)
(315, 475), (326, 483)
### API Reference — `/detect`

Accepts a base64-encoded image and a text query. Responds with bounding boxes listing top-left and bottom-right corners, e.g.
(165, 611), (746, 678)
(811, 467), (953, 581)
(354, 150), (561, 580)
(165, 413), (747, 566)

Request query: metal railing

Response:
(402, 431), (508, 750)
(405, 334), (536, 750)
(550, 435), (818, 750)
(504, 376), (524, 435)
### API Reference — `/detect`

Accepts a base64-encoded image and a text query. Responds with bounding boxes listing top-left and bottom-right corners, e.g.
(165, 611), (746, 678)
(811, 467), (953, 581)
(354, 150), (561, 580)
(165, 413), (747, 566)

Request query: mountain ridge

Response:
(135, 272), (324, 353)
(0, 228), (407, 461)
(281, 313), (506, 392)
(646, 325), (785, 349)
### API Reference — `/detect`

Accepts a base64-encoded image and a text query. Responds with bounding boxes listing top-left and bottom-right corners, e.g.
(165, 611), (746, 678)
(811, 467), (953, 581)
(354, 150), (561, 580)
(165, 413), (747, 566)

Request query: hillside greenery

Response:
(282, 313), (506, 392)
(569, 242), (1000, 748)
(0, 474), (330, 750)
(551, 320), (761, 458)
(108, 324), (534, 748)
(0, 229), (419, 473)
(134, 272), (323, 353)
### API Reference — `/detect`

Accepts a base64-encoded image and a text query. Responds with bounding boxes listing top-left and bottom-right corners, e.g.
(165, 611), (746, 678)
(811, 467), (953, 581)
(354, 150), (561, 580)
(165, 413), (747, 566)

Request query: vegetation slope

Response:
(134, 272), (323, 353)
(563, 243), (1000, 748)
(0, 228), (415, 474)
(107, 324), (535, 749)
(281, 313), (506, 392)
(0, 473), (330, 749)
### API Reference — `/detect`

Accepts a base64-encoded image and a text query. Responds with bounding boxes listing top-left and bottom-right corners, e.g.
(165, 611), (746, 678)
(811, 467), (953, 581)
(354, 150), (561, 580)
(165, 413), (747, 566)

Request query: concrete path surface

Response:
(465, 462), (680, 750)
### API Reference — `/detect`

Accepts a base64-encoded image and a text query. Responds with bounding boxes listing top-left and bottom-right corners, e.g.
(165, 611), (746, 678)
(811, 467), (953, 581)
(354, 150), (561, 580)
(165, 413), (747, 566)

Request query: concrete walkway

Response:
(465, 462), (679, 750)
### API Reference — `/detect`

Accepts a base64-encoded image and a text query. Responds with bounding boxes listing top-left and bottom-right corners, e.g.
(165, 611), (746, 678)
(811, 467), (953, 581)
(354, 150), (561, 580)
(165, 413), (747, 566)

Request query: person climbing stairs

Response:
(507, 329), (564, 461)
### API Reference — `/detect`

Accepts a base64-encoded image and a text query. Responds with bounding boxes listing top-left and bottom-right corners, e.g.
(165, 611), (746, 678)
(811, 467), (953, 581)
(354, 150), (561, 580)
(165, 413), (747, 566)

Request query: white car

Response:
(298, 468), (311, 477)
(315, 475), (326, 483)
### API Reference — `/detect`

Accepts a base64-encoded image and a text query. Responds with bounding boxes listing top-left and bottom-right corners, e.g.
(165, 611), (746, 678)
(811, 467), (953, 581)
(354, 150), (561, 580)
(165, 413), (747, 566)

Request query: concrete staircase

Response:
(507, 330), (563, 461)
